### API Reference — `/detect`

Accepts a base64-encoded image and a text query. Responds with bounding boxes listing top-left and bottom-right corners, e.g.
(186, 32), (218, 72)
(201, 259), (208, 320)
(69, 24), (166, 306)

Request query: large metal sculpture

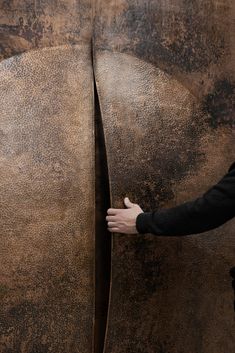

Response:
(0, 1), (234, 353)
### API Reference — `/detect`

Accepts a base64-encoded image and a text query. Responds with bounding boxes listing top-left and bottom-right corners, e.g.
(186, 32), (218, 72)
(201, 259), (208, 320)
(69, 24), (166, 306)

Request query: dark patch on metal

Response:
(124, 1), (226, 73)
(94, 0), (230, 74)
(0, 13), (50, 59)
(113, 236), (167, 301)
(203, 79), (235, 128)
(0, 0), (92, 61)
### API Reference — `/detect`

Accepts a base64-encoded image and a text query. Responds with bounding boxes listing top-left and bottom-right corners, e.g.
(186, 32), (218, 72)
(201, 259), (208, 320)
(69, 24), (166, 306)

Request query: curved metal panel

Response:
(93, 1), (235, 352)
(0, 45), (95, 353)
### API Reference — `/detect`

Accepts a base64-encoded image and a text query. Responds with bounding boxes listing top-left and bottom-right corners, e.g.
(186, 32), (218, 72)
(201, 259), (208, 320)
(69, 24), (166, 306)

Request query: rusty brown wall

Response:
(0, 2), (95, 353)
(93, 1), (235, 353)
(1, 1), (235, 353)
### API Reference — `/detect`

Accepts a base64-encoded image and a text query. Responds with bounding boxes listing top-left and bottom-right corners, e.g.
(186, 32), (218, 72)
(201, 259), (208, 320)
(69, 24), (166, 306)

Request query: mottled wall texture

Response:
(0, 1), (234, 353)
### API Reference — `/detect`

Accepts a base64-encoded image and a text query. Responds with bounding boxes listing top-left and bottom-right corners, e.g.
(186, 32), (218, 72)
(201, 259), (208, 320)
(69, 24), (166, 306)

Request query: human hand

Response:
(106, 197), (144, 234)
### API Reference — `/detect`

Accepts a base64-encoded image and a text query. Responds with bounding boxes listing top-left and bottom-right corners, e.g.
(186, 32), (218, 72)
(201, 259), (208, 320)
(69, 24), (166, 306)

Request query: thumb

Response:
(124, 197), (135, 208)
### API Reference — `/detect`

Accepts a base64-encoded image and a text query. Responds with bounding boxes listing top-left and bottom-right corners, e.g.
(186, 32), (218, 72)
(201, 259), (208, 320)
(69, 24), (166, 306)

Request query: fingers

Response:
(107, 222), (116, 227)
(107, 198), (137, 215)
(124, 197), (135, 208)
(107, 227), (119, 233)
(106, 214), (120, 233)
(106, 215), (116, 221)
(107, 208), (123, 215)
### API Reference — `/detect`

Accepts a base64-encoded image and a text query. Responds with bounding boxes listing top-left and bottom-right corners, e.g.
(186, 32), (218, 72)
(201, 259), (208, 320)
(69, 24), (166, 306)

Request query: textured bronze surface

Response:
(1, 0), (235, 352)
(93, 1), (235, 352)
(0, 0), (92, 61)
(0, 46), (95, 353)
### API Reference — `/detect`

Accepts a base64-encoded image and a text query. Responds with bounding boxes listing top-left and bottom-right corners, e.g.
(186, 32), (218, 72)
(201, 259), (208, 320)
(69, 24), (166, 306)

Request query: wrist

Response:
(136, 212), (146, 234)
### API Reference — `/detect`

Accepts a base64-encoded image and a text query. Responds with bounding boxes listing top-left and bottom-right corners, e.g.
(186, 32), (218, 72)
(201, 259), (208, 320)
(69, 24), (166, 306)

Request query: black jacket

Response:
(136, 162), (235, 236)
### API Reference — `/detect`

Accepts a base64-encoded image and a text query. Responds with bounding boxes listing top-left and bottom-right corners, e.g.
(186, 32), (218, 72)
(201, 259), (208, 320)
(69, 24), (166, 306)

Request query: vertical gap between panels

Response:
(93, 69), (112, 353)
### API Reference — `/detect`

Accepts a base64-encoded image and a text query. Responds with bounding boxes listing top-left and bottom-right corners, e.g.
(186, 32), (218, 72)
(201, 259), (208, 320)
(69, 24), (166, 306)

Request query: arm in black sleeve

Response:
(136, 163), (235, 236)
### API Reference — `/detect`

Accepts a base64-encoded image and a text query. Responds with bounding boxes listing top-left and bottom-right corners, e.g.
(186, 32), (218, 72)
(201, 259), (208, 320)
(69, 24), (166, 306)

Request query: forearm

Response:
(136, 198), (234, 236)
(136, 166), (235, 236)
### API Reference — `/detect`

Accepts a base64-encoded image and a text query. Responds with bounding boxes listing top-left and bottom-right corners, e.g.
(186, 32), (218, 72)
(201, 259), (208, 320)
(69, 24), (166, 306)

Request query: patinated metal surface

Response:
(0, 45), (95, 353)
(1, 0), (235, 352)
(0, 0), (91, 61)
(93, 1), (235, 352)
(0, 2), (97, 353)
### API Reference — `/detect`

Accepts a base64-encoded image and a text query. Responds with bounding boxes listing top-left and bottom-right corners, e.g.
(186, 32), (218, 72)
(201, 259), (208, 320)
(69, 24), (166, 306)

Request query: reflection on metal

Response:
(0, 1), (234, 353)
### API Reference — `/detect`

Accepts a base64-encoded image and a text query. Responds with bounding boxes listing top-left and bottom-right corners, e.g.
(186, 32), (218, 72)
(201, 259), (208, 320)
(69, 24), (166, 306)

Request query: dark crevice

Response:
(93, 64), (112, 353)
(229, 267), (235, 312)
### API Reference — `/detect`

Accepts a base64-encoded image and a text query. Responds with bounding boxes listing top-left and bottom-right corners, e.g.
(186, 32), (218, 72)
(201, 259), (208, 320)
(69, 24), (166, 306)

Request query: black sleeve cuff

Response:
(136, 209), (175, 235)
(136, 212), (153, 234)
(136, 164), (235, 236)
